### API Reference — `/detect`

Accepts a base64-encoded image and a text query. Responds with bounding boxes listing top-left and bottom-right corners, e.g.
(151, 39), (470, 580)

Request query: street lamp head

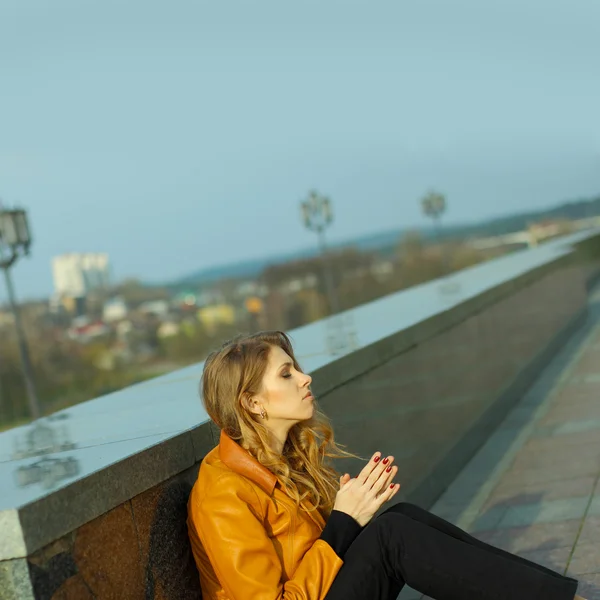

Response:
(14, 209), (32, 251)
(420, 190), (446, 219)
(0, 208), (32, 260)
(299, 190), (334, 232)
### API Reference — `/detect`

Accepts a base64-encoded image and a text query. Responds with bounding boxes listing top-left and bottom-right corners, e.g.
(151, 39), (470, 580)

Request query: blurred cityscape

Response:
(1, 193), (599, 431)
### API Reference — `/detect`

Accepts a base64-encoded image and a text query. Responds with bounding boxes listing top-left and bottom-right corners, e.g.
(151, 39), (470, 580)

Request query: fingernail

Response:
(390, 484), (395, 489)
(382, 458), (389, 465)
(386, 466), (392, 472)
(374, 455), (380, 463)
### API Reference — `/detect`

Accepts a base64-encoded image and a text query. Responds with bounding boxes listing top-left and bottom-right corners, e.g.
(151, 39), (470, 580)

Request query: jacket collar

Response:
(218, 430), (326, 530)
(219, 430), (278, 496)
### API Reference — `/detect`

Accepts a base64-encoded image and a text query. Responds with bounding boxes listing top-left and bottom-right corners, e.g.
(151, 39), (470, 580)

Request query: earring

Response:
(260, 407), (267, 419)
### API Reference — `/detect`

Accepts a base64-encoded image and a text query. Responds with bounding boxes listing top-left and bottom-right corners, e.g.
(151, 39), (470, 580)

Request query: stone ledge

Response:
(1, 424), (213, 560)
(1, 229), (600, 562)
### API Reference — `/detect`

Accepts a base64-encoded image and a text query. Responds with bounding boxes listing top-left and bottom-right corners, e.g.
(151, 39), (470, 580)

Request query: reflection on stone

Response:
(438, 278), (462, 297)
(14, 456), (80, 490)
(324, 314), (359, 355)
(11, 417), (81, 492)
(12, 418), (76, 461)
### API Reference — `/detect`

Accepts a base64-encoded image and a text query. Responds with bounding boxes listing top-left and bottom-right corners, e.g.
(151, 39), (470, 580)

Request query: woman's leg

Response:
(325, 508), (580, 600)
(385, 502), (576, 583)
(324, 518), (405, 600)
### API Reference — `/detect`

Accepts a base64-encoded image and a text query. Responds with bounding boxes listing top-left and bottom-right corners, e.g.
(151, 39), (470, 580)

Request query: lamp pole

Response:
(0, 206), (41, 420)
(300, 190), (339, 314)
(420, 190), (448, 273)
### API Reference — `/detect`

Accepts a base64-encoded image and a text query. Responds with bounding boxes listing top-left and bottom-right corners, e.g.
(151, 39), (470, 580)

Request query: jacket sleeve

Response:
(191, 472), (343, 600)
(319, 510), (363, 559)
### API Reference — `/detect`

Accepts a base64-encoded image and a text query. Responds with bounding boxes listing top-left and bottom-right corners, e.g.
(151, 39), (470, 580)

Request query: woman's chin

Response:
(291, 403), (315, 423)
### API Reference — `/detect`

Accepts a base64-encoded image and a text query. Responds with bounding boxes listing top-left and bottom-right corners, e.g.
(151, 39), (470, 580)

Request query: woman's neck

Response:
(264, 423), (290, 456)
(241, 430), (287, 457)
(271, 433), (286, 456)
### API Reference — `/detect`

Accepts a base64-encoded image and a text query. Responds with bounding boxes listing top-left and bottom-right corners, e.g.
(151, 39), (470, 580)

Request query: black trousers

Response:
(324, 502), (580, 600)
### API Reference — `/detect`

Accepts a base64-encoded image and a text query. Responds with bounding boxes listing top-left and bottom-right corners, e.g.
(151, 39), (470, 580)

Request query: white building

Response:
(52, 253), (110, 298)
(102, 297), (128, 322)
(139, 300), (169, 316)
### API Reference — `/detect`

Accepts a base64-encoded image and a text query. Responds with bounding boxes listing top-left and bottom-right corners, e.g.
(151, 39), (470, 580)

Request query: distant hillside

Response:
(166, 194), (600, 289)
(445, 195), (600, 239)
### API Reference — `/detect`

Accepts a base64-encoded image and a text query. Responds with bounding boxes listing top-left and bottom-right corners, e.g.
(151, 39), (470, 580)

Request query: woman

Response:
(187, 331), (584, 600)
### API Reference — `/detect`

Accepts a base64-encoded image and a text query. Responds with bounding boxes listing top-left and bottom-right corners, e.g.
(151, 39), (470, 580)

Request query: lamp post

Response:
(420, 190), (446, 240)
(300, 190), (339, 314)
(0, 206), (41, 420)
(421, 190), (448, 273)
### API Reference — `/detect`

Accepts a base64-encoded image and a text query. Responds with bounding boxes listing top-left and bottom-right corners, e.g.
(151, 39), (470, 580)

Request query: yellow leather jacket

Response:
(187, 430), (358, 600)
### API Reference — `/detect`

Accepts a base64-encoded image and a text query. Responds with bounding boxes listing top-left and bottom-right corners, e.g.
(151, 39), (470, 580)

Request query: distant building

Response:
(103, 297), (128, 322)
(139, 300), (169, 316)
(157, 321), (180, 338)
(197, 304), (236, 332)
(66, 319), (109, 343)
(52, 253), (110, 299)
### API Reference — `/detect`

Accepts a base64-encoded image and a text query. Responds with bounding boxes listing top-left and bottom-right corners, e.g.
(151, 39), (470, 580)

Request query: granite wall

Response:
(3, 235), (600, 599)
(20, 465), (202, 600)
(319, 261), (588, 508)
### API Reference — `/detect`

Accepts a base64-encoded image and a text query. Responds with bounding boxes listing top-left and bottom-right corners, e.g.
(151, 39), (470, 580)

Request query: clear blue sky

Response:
(1, 0), (599, 301)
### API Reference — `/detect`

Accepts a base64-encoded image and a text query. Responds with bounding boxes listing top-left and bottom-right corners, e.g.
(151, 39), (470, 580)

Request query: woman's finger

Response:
(341, 476), (356, 490)
(365, 456), (394, 491)
(339, 473), (351, 489)
(355, 452), (382, 484)
(375, 465), (398, 497)
(376, 481), (401, 508)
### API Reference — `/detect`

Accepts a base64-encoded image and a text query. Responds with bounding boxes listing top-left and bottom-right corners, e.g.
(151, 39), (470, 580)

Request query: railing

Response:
(2, 228), (600, 599)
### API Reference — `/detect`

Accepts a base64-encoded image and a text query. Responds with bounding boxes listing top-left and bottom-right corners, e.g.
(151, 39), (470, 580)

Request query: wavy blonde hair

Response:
(201, 330), (358, 518)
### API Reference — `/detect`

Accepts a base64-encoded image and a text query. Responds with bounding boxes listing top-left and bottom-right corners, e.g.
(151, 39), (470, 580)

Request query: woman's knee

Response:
(373, 510), (415, 537)
(370, 512), (416, 560)
(382, 501), (421, 517)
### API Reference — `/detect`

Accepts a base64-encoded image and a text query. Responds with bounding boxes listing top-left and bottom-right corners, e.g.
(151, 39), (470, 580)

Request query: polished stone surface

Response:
(21, 465), (201, 600)
(1, 229), (599, 565)
(400, 287), (600, 600)
(0, 231), (593, 510)
(8, 426), (205, 563)
(0, 558), (34, 600)
(130, 469), (201, 599)
(319, 261), (587, 509)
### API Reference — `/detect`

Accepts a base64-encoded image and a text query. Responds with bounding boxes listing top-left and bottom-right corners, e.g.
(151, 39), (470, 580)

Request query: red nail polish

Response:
(382, 458), (389, 465)
(374, 455), (380, 463)
(386, 466), (392, 472)
(390, 484), (395, 489)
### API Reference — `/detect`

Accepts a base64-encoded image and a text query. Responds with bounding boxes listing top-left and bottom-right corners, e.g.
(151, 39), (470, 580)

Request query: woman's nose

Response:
(304, 373), (312, 387)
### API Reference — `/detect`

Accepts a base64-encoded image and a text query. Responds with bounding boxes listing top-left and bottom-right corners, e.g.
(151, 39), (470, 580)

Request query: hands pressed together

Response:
(333, 452), (401, 527)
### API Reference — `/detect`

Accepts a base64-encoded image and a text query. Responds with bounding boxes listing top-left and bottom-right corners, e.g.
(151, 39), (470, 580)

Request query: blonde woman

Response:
(187, 331), (584, 600)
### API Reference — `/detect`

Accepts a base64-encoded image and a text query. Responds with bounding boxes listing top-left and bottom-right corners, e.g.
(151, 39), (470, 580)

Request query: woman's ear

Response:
(241, 393), (260, 416)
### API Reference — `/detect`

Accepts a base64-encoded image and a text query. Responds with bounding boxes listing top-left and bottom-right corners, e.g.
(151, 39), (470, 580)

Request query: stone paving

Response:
(399, 287), (600, 600)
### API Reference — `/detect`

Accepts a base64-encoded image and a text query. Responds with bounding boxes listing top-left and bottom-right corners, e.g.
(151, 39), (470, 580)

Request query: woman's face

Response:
(253, 344), (314, 427)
